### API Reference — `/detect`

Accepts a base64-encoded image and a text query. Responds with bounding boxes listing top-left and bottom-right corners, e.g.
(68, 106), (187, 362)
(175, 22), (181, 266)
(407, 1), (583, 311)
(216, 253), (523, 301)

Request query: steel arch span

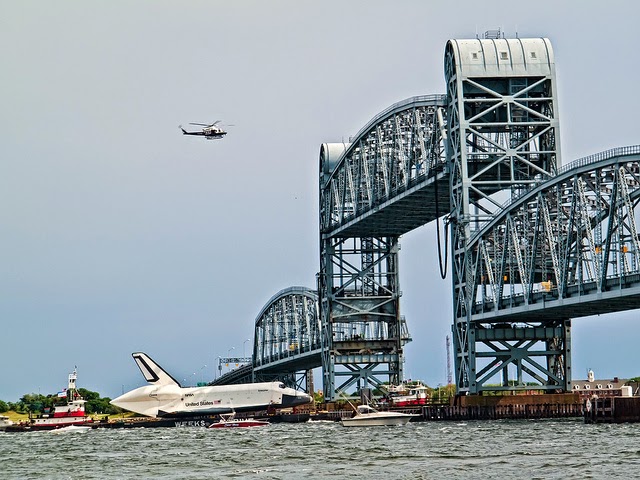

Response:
(455, 146), (640, 392)
(252, 286), (321, 391)
(320, 95), (448, 238)
(211, 286), (320, 390)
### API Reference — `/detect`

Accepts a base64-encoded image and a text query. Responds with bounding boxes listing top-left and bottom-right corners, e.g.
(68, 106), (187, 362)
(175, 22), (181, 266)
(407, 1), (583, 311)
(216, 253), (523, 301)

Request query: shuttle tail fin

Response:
(132, 352), (181, 387)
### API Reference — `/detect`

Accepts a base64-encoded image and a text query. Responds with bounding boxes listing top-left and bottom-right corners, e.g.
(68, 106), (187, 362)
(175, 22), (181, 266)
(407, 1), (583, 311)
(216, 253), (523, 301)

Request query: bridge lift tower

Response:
(317, 95), (445, 401)
(445, 37), (569, 394)
(319, 144), (408, 400)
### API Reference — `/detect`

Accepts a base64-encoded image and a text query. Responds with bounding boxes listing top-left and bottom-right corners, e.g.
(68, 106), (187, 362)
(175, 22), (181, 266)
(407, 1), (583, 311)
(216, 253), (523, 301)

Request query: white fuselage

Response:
(111, 381), (311, 418)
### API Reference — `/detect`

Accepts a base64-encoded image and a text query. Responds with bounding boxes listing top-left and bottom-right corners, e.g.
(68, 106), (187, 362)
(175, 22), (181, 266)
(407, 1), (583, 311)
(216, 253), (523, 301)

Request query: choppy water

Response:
(2, 419), (640, 479)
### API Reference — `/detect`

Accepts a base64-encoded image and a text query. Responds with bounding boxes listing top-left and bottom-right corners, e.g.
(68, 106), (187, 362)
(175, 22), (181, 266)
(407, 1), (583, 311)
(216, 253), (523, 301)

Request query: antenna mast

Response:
(446, 335), (452, 385)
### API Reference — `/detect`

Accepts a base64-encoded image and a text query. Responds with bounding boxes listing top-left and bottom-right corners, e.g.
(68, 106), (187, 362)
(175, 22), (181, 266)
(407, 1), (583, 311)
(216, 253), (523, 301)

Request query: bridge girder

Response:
(215, 287), (320, 391)
(320, 95), (448, 238)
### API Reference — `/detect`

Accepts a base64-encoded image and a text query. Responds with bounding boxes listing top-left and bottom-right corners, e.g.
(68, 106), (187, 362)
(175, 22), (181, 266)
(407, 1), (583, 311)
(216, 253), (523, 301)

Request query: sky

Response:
(2, 0), (640, 402)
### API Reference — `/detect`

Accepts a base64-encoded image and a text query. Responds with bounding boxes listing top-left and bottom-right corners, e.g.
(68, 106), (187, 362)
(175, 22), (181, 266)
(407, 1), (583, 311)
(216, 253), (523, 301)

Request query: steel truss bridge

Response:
(213, 37), (640, 400)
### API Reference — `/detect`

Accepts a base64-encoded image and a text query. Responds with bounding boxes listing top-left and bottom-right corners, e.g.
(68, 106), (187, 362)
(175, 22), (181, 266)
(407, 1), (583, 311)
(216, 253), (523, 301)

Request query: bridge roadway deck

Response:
(327, 172), (449, 238)
(472, 275), (640, 322)
(212, 351), (322, 386)
(254, 350), (322, 375)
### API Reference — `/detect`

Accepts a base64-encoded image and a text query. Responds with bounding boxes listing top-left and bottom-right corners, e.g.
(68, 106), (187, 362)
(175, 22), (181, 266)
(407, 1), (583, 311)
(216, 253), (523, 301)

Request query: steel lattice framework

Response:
(464, 148), (640, 390)
(212, 287), (320, 390)
(470, 147), (640, 320)
(444, 38), (563, 393)
(320, 95), (448, 238)
(214, 38), (640, 401)
(252, 286), (321, 391)
(318, 96), (445, 400)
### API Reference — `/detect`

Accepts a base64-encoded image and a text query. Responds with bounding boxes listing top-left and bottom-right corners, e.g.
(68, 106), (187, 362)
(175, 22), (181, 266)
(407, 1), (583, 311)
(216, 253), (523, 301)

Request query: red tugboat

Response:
(386, 383), (429, 407)
(7, 367), (95, 432)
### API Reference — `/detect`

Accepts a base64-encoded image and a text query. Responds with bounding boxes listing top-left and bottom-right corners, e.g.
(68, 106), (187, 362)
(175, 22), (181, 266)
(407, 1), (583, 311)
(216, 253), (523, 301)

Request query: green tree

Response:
(3, 389), (120, 415)
(77, 388), (99, 402)
(18, 393), (46, 413)
(77, 388), (118, 415)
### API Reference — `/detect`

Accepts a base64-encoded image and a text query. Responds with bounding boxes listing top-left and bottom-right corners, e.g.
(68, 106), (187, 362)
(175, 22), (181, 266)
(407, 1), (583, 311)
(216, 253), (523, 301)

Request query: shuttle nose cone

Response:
(110, 389), (141, 411)
(110, 386), (160, 417)
(282, 391), (313, 408)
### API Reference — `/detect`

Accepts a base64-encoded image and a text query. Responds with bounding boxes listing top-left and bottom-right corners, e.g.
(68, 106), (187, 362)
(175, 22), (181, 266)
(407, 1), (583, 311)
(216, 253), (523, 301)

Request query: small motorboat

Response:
(340, 404), (418, 427)
(208, 413), (269, 429)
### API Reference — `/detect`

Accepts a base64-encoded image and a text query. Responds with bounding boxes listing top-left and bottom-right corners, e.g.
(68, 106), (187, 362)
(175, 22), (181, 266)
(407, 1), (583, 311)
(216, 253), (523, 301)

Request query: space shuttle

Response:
(110, 352), (312, 418)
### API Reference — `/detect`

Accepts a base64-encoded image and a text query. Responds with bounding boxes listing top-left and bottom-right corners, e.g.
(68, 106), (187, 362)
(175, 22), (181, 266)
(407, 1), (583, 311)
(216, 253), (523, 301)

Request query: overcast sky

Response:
(2, 1), (639, 402)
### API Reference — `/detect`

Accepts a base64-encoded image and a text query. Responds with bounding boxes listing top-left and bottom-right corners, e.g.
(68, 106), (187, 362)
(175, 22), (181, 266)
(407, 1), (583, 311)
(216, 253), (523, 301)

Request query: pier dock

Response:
(584, 396), (640, 423)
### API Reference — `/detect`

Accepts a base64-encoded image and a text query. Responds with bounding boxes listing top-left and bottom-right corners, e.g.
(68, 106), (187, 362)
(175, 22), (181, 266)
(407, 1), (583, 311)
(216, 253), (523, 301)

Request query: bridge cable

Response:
(434, 168), (449, 279)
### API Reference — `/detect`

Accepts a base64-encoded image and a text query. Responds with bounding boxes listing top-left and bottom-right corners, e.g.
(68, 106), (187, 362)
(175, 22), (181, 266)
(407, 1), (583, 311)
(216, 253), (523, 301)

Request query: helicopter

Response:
(179, 121), (229, 140)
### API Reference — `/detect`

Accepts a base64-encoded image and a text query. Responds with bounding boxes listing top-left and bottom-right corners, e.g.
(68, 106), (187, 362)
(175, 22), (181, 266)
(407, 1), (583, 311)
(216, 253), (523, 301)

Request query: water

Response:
(2, 419), (640, 479)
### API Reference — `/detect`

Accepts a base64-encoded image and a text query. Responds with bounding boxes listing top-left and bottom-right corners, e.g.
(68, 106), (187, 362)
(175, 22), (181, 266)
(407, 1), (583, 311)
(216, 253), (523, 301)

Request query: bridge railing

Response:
(558, 145), (640, 175)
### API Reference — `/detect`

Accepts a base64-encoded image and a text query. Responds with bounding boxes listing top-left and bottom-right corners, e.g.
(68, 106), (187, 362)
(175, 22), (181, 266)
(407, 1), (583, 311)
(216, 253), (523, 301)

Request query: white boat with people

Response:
(340, 404), (418, 427)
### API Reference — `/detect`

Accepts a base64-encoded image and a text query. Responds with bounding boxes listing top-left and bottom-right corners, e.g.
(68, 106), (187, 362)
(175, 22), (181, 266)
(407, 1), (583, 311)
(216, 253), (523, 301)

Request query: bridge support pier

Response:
(454, 318), (571, 393)
(319, 236), (410, 400)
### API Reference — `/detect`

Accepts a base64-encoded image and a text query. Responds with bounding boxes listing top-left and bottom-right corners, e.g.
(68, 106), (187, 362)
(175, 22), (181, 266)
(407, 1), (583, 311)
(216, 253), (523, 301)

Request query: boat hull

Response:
(5, 419), (95, 432)
(49, 425), (91, 434)
(209, 419), (269, 428)
(32, 418), (94, 430)
(341, 404), (417, 427)
(341, 415), (414, 427)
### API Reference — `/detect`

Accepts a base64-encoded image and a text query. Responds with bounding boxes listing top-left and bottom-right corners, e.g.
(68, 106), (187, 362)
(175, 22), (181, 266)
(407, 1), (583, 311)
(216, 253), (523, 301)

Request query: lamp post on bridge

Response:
(243, 338), (251, 360)
(227, 347), (235, 372)
(199, 364), (207, 385)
